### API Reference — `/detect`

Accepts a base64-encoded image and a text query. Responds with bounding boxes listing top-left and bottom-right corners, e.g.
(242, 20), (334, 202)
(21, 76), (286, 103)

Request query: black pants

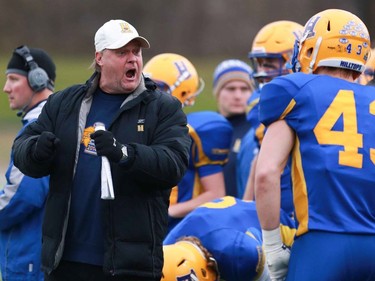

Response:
(44, 260), (160, 281)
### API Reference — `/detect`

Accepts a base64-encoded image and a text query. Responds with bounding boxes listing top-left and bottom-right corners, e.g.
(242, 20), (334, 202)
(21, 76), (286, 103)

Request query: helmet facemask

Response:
(248, 20), (304, 83)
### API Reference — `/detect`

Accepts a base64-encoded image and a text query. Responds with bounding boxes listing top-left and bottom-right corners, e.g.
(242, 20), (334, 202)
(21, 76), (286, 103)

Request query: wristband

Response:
(262, 227), (282, 247)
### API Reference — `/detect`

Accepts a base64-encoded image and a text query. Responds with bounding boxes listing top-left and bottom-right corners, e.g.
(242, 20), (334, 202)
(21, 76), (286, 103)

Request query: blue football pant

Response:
(286, 231), (375, 281)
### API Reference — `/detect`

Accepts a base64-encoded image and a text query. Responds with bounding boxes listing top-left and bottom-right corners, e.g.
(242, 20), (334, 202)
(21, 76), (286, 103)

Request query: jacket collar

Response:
(22, 100), (47, 125)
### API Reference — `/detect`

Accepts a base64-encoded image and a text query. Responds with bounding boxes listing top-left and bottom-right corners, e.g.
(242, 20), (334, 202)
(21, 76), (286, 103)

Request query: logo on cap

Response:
(120, 22), (133, 34)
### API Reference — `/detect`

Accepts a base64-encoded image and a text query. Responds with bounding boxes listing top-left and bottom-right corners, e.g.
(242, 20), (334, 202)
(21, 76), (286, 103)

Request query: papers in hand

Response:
(94, 122), (115, 200)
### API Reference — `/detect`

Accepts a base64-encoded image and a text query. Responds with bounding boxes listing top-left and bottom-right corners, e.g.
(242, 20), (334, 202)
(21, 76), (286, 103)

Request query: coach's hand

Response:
(262, 227), (290, 281)
(33, 131), (60, 162)
(90, 130), (123, 163)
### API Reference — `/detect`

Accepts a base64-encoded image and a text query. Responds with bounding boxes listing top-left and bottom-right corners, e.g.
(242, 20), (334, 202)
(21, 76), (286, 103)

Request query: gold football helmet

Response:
(248, 20), (304, 79)
(296, 9), (371, 74)
(162, 240), (219, 281)
(358, 48), (375, 85)
(143, 53), (204, 107)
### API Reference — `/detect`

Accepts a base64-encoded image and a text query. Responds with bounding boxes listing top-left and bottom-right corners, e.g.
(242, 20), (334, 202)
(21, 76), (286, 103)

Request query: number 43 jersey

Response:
(259, 72), (375, 236)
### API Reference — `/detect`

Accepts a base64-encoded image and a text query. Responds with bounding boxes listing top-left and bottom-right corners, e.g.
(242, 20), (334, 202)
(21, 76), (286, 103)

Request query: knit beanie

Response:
(6, 46), (56, 84)
(213, 59), (254, 97)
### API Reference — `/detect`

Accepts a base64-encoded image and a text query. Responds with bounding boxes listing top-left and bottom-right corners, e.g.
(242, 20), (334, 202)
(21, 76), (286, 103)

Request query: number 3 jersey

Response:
(259, 72), (375, 236)
(164, 196), (296, 281)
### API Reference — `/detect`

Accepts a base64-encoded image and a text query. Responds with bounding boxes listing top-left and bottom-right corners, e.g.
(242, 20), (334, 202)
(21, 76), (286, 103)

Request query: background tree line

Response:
(0, 0), (373, 60)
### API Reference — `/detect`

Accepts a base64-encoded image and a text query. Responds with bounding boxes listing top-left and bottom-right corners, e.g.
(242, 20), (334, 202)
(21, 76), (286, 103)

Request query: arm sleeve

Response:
(259, 77), (296, 126)
(0, 160), (49, 230)
(13, 94), (60, 178)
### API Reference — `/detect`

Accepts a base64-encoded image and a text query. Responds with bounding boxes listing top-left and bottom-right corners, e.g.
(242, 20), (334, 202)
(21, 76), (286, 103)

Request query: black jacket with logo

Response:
(13, 72), (191, 279)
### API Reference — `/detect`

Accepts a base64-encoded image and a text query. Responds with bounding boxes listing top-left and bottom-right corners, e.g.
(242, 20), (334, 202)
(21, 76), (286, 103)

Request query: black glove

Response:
(90, 130), (123, 163)
(33, 131), (60, 162)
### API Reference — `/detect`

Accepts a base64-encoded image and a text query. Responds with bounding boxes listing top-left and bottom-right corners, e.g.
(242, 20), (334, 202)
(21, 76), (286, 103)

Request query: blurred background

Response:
(0, 0), (374, 186)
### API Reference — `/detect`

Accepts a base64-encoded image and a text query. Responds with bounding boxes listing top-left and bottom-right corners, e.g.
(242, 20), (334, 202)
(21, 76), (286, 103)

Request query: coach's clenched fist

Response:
(33, 131), (60, 162)
(90, 130), (124, 163)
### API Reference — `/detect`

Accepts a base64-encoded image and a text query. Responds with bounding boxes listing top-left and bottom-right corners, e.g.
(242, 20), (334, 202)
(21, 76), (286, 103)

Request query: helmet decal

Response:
(303, 15), (320, 40)
(144, 53), (204, 107)
(176, 269), (198, 281)
(175, 60), (191, 80)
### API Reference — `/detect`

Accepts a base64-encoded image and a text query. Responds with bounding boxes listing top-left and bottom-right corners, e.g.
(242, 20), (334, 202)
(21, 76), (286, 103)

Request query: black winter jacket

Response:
(13, 73), (191, 279)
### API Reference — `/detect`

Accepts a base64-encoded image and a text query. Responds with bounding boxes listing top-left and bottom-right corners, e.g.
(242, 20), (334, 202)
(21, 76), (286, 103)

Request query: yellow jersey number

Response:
(314, 89), (375, 168)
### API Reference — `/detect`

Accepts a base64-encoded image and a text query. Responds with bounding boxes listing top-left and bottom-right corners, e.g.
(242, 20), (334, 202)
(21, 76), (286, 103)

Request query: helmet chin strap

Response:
(288, 39), (301, 73)
(309, 36), (323, 73)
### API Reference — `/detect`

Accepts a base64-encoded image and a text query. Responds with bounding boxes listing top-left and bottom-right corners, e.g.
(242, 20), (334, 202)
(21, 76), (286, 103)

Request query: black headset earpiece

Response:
(14, 45), (50, 92)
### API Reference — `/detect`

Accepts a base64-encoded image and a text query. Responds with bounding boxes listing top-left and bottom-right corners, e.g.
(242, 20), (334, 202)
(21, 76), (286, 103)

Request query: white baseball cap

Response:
(94, 19), (150, 52)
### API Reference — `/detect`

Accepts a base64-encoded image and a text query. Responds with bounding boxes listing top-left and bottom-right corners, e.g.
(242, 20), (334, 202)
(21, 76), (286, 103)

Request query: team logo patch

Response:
(82, 126), (97, 155)
(119, 22), (132, 33)
(137, 119), (145, 132)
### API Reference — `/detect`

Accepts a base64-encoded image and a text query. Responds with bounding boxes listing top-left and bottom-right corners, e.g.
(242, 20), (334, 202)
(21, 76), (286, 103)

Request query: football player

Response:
(255, 9), (375, 280)
(164, 196), (296, 281)
(240, 20), (303, 218)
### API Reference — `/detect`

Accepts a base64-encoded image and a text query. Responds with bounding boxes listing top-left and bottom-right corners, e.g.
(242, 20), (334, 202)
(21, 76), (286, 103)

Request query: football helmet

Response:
(248, 20), (303, 80)
(358, 48), (375, 85)
(162, 240), (219, 281)
(143, 53), (204, 107)
(295, 9), (371, 74)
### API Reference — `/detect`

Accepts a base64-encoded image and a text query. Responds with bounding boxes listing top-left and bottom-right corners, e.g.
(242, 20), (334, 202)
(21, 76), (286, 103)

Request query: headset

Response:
(14, 45), (51, 92)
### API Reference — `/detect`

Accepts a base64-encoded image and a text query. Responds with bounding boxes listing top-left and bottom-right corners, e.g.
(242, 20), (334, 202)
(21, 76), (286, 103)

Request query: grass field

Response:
(0, 54), (223, 187)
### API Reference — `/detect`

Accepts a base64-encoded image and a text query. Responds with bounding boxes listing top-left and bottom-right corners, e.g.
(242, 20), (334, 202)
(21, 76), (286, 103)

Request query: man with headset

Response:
(0, 45), (56, 281)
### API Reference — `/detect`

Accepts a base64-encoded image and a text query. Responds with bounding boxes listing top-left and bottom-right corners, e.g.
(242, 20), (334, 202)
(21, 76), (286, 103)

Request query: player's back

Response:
(167, 111), (233, 232)
(164, 196), (295, 245)
(177, 111), (232, 201)
(188, 111), (233, 167)
(260, 72), (375, 236)
(164, 196), (295, 281)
